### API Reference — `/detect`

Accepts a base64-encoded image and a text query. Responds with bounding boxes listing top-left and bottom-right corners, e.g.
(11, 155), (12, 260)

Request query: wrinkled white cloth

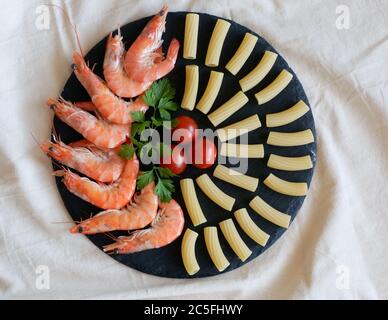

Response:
(0, 0), (387, 300)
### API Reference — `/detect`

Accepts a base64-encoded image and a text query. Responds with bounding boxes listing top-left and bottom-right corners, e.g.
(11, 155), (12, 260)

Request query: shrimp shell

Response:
(103, 32), (152, 98)
(48, 98), (129, 149)
(69, 182), (158, 234)
(72, 52), (148, 124)
(41, 139), (125, 183)
(124, 5), (180, 83)
(103, 199), (185, 254)
(55, 155), (139, 210)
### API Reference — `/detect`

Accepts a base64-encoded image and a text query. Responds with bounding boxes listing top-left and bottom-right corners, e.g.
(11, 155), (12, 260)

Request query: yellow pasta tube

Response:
(180, 179), (207, 226)
(208, 91), (249, 127)
(183, 13), (199, 59)
(216, 115), (261, 142)
(181, 65), (199, 111)
(268, 154), (313, 171)
(181, 228), (200, 276)
(213, 165), (259, 192)
(263, 173), (308, 196)
(196, 174), (235, 211)
(239, 51), (278, 92)
(219, 219), (252, 262)
(204, 227), (230, 272)
(255, 70), (293, 104)
(220, 143), (264, 158)
(249, 196), (291, 228)
(267, 129), (314, 147)
(226, 33), (258, 75)
(234, 208), (270, 247)
(266, 100), (310, 127)
(196, 71), (224, 114)
(205, 19), (231, 67)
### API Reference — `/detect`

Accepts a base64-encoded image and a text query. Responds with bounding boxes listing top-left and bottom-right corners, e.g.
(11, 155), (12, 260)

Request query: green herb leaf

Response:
(131, 111), (146, 123)
(151, 116), (163, 127)
(159, 98), (179, 111)
(159, 108), (171, 120)
(118, 144), (135, 159)
(131, 121), (151, 137)
(155, 178), (175, 203)
(136, 170), (155, 190)
(143, 79), (176, 109)
(156, 166), (176, 179)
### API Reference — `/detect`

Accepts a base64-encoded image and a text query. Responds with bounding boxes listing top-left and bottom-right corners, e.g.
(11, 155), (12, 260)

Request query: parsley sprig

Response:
(119, 79), (179, 202)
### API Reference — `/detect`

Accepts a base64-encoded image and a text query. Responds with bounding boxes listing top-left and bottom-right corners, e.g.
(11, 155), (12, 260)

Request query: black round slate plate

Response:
(54, 11), (317, 278)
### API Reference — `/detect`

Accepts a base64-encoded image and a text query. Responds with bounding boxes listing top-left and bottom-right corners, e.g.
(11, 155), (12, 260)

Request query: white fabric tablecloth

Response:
(1, 0), (387, 300)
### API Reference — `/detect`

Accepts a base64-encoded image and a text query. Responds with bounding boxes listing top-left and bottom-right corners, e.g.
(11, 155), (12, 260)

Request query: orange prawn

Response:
(48, 98), (129, 149)
(72, 52), (148, 124)
(55, 154), (139, 210)
(103, 199), (184, 254)
(103, 30), (153, 98)
(69, 182), (158, 234)
(40, 138), (125, 183)
(124, 5), (180, 83)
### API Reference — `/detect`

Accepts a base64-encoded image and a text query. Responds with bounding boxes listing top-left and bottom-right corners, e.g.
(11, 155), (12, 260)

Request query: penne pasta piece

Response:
(183, 13), (199, 59)
(268, 154), (313, 171)
(239, 51), (278, 92)
(213, 165), (259, 192)
(205, 19), (231, 67)
(216, 115), (261, 142)
(196, 174), (235, 211)
(208, 91), (249, 127)
(204, 227), (230, 272)
(267, 129), (314, 147)
(196, 71), (224, 114)
(266, 100), (310, 128)
(181, 228), (200, 276)
(226, 33), (258, 75)
(263, 173), (308, 196)
(219, 219), (252, 262)
(181, 65), (199, 111)
(180, 179), (207, 226)
(255, 69), (293, 104)
(220, 143), (264, 158)
(249, 196), (291, 228)
(234, 208), (270, 247)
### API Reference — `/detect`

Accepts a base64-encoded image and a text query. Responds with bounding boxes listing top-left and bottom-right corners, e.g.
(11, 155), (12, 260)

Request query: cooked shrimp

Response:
(69, 182), (158, 234)
(103, 199), (185, 254)
(55, 154), (139, 210)
(48, 98), (129, 149)
(103, 31), (152, 98)
(72, 52), (148, 124)
(124, 5), (180, 83)
(73, 101), (96, 112)
(40, 138), (125, 183)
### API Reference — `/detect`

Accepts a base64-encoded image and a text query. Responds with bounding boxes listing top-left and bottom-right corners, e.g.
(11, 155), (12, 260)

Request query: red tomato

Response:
(191, 137), (217, 169)
(160, 144), (187, 175)
(172, 116), (198, 144)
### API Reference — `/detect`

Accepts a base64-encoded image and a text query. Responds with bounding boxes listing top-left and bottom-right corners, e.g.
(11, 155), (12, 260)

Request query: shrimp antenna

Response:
(44, 3), (84, 56)
(104, 232), (118, 242)
(30, 132), (42, 149)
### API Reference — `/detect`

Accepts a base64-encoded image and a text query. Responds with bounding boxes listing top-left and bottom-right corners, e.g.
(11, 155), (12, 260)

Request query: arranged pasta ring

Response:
(55, 12), (317, 278)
